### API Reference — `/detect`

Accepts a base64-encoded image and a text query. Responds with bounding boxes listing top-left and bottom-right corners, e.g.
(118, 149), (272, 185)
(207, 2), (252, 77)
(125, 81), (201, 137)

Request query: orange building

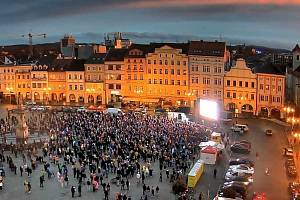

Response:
(15, 65), (32, 102)
(123, 44), (149, 103)
(145, 43), (189, 106)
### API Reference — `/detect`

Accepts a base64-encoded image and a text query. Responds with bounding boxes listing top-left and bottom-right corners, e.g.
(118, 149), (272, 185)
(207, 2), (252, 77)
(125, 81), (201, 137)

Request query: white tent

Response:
(200, 146), (217, 165)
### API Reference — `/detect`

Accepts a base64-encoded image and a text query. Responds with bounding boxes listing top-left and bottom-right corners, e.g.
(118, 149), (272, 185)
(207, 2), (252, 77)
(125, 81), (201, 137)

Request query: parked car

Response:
(287, 166), (298, 177)
(235, 140), (252, 148)
(224, 173), (254, 185)
(231, 124), (249, 133)
(231, 144), (251, 154)
(286, 158), (296, 168)
(265, 129), (273, 136)
(289, 182), (300, 195)
(284, 148), (294, 157)
(220, 184), (248, 199)
(228, 164), (254, 175)
(225, 171), (251, 181)
(229, 158), (254, 167)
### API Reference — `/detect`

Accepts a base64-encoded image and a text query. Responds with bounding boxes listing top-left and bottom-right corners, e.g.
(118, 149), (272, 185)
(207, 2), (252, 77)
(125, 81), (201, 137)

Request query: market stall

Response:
(187, 159), (204, 188)
(200, 146), (218, 165)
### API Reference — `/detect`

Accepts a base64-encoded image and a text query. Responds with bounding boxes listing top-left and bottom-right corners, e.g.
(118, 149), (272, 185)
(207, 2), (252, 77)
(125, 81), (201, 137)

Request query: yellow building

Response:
(123, 44), (148, 103)
(15, 65), (32, 102)
(31, 65), (49, 102)
(84, 53), (106, 104)
(146, 43), (189, 106)
(104, 48), (127, 104)
(254, 65), (285, 118)
(188, 41), (227, 108)
(0, 65), (17, 103)
(224, 58), (257, 115)
(65, 59), (86, 103)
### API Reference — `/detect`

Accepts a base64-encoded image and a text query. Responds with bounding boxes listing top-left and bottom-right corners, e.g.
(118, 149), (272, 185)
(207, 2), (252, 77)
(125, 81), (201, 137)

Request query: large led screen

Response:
(199, 99), (218, 120)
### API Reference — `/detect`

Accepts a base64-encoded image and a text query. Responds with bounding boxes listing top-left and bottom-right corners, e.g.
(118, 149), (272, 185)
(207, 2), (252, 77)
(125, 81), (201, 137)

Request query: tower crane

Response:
(21, 33), (46, 58)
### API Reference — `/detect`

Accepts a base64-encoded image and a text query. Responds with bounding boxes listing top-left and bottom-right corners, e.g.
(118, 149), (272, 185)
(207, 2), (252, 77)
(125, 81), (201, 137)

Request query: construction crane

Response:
(21, 33), (46, 58)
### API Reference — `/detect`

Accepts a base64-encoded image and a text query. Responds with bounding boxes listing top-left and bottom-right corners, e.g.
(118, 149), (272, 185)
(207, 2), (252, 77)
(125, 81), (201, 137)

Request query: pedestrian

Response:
(159, 172), (162, 182)
(40, 175), (44, 188)
(166, 169), (169, 178)
(198, 192), (203, 200)
(20, 166), (23, 176)
(143, 184), (146, 195)
(156, 186), (159, 194)
(151, 186), (155, 196)
(213, 168), (217, 179)
(126, 179), (130, 190)
(27, 181), (31, 194)
(71, 186), (76, 198)
(78, 184), (82, 197)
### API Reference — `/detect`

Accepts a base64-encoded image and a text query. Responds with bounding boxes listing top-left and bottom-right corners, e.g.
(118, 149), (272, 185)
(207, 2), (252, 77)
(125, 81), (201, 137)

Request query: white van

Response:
(231, 124), (249, 133)
(167, 112), (189, 122)
(104, 108), (124, 115)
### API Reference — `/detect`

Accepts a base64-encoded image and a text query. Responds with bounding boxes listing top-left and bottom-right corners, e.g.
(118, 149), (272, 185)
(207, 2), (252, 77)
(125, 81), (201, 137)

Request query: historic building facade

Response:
(224, 58), (257, 115)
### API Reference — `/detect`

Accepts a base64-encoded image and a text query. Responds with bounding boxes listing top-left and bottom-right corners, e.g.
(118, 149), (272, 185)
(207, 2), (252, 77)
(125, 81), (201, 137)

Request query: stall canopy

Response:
(200, 146), (217, 165)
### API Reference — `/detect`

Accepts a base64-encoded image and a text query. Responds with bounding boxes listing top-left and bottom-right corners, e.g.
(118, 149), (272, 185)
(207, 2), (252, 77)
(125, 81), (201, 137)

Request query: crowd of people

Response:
(0, 110), (212, 199)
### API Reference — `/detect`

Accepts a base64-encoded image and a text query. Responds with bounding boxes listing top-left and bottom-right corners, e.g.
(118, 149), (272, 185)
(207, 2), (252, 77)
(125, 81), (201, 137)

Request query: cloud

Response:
(1, 0), (300, 25)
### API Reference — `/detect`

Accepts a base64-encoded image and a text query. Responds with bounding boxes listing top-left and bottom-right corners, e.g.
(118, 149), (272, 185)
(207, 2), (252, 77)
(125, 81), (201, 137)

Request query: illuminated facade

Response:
(224, 58), (257, 115)
(146, 44), (189, 106)
(123, 44), (148, 103)
(188, 41), (227, 109)
(15, 65), (32, 102)
(31, 65), (49, 102)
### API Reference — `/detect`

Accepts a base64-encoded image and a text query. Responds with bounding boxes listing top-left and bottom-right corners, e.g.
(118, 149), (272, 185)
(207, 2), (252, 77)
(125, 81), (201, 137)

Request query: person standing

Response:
(40, 174), (44, 188)
(126, 179), (130, 190)
(213, 168), (217, 179)
(78, 184), (82, 197)
(27, 181), (31, 193)
(20, 166), (23, 176)
(71, 186), (76, 198)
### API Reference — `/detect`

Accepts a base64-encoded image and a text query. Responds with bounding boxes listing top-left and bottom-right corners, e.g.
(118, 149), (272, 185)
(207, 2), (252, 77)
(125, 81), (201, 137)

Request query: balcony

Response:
(86, 79), (104, 83)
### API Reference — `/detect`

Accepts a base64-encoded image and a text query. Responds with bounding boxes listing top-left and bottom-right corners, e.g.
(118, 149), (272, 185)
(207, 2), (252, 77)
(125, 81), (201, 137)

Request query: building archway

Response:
(88, 95), (94, 103)
(96, 95), (102, 104)
(226, 103), (237, 112)
(78, 96), (84, 104)
(34, 92), (40, 101)
(271, 108), (281, 119)
(259, 107), (269, 117)
(59, 93), (65, 102)
(69, 94), (76, 103)
(51, 93), (57, 101)
(26, 92), (31, 100)
(241, 104), (254, 113)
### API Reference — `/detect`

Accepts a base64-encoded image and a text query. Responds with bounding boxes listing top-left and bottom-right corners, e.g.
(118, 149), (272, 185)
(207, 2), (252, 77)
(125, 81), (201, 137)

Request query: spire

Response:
(292, 44), (300, 53)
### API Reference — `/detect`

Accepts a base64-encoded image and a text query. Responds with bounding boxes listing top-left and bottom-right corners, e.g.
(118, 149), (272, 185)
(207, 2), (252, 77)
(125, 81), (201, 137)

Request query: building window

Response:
(165, 79), (168, 85)
(154, 79), (157, 84)
(165, 60), (168, 65)
(134, 74), (137, 80)
(140, 74), (143, 80)
(133, 65), (137, 70)
(171, 80), (174, 85)
(260, 95), (264, 101)
(159, 69), (162, 74)
(69, 85), (72, 90)
(233, 92), (236, 98)
(116, 84), (121, 89)
(239, 81), (242, 87)
(165, 69), (168, 74)
(227, 80), (230, 86)
(278, 86), (281, 91)
(80, 85), (83, 90)
(266, 85), (269, 90)
(159, 60), (162, 65)
(108, 84), (114, 89)
(203, 66), (210, 72)
(251, 82), (255, 88)
(245, 82), (248, 87)
(183, 80), (186, 86)
(251, 94), (254, 100)
(227, 92), (230, 98)
(177, 69), (180, 75)
(74, 85), (78, 90)
(159, 79), (162, 84)
(171, 69), (174, 75)
(171, 60), (174, 65)
(177, 80), (180, 85)
(183, 70), (187, 75)
(177, 61), (180, 66)
(214, 78), (218, 85)
(68, 74), (71, 79)
(218, 67), (222, 73)
(148, 69), (151, 74)
(128, 74), (131, 80)
(116, 65), (121, 70)
(108, 65), (113, 70)
(154, 69), (157, 74)
(148, 79), (151, 84)
(153, 60), (156, 64)
(148, 60), (151, 64)
(214, 67), (217, 73)
(232, 81), (236, 86)
(218, 79), (221, 85)
(297, 55), (300, 61)
(203, 77), (210, 85)
(177, 90), (180, 95)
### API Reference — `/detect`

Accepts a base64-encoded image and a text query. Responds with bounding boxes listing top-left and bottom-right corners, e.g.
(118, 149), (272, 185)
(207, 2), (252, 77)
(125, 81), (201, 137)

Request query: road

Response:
(228, 118), (291, 200)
